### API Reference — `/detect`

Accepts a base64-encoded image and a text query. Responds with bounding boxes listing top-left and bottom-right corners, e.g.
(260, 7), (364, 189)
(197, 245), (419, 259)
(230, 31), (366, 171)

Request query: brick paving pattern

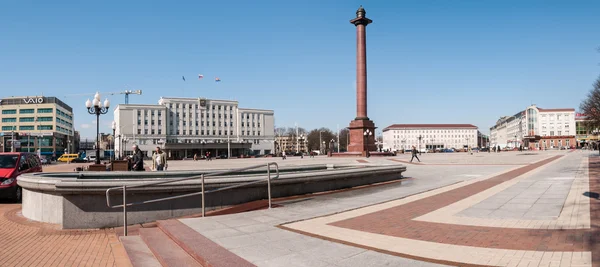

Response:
(329, 155), (600, 266)
(0, 204), (117, 267)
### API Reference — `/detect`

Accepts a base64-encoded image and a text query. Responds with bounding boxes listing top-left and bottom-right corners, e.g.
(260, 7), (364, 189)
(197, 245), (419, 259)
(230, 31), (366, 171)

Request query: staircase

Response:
(120, 219), (255, 267)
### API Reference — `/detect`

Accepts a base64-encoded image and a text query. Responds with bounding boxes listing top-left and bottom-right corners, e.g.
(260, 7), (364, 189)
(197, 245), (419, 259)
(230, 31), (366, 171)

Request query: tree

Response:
(306, 128), (335, 153)
(580, 76), (600, 152)
(339, 128), (350, 152)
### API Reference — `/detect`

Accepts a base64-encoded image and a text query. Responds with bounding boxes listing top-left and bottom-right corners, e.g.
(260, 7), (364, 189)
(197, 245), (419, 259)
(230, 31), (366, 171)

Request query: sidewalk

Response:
(0, 203), (119, 267)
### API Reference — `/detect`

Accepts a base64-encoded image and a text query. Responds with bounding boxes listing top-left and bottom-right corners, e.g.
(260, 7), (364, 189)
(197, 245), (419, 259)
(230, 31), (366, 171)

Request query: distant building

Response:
(382, 124), (479, 152)
(0, 96), (74, 156)
(490, 105), (575, 150)
(114, 97), (275, 159)
(575, 112), (598, 148)
(275, 135), (308, 154)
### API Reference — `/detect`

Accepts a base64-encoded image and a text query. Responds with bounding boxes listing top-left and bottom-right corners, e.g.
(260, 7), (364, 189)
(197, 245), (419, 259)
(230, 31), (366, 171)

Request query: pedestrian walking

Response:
(410, 146), (421, 163)
(131, 145), (145, 171)
(282, 151), (287, 160)
(152, 147), (167, 171)
(193, 153), (197, 161)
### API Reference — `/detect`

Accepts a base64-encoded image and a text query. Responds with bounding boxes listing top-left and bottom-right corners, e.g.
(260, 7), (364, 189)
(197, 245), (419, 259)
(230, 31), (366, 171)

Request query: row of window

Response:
(168, 103), (234, 111)
(391, 134), (476, 139)
(2, 116), (56, 123)
(57, 126), (72, 135)
(162, 129), (263, 136)
(56, 109), (73, 120)
(1, 108), (55, 115)
(1, 125), (53, 131)
(391, 129), (475, 134)
(57, 118), (73, 127)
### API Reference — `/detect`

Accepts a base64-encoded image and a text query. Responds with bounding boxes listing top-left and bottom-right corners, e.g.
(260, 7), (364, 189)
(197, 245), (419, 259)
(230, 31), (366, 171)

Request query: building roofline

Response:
(383, 124), (478, 131)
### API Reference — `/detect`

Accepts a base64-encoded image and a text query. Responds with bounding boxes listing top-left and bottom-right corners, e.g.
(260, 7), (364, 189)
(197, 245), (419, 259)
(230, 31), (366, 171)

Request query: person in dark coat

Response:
(410, 146), (421, 163)
(131, 145), (145, 171)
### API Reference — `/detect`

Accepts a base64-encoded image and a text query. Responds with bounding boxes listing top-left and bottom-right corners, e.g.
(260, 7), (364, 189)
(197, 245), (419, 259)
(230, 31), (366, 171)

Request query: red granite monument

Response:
(347, 6), (376, 157)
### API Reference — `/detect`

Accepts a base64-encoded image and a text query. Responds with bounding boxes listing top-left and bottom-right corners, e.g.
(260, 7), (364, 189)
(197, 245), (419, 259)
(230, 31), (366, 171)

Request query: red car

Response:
(0, 153), (43, 202)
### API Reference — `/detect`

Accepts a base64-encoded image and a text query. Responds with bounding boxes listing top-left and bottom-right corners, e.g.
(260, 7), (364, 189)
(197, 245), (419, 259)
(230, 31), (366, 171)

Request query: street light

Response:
(364, 129), (372, 157)
(322, 141), (325, 155)
(86, 92), (109, 165)
(111, 121), (116, 162)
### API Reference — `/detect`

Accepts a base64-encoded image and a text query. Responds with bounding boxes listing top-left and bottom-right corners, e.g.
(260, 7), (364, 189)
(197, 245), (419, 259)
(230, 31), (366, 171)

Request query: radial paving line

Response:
(282, 155), (599, 266)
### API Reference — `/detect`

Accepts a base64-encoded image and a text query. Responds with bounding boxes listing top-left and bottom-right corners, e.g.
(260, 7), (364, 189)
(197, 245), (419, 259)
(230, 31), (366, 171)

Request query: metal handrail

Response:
(106, 162), (279, 236)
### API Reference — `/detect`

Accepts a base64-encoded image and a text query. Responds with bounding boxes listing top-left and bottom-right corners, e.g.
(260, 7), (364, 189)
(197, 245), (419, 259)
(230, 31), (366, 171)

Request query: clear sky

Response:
(1, 0), (599, 139)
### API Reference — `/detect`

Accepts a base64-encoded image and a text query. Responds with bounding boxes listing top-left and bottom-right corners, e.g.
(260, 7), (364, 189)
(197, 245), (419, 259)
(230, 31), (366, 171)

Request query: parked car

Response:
(40, 157), (49, 165)
(0, 153), (43, 202)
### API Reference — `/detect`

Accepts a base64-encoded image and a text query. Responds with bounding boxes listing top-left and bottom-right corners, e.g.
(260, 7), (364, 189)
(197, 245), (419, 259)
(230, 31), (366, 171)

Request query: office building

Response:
(114, 97), (275, 159)
(490, 105), (576, 149)
(0, 96), (74, 156)
(382, 124), (479, 152)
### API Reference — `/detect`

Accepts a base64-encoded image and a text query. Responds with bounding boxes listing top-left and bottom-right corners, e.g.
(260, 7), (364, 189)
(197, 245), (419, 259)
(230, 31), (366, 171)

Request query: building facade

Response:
(274, 135), (308, 154)
(114, 97), (275, 159)
(382, 124), (479, 152)
(0, 96), (74, 156)
(575, 112), (599, 148)
(490, 105), (576, 150)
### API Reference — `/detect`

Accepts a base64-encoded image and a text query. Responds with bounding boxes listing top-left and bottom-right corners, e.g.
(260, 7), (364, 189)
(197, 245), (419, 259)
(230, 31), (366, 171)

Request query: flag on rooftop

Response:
(182, 76), (186, 81)
(198, 74), (204, 80)
(215, 77), (221, 82)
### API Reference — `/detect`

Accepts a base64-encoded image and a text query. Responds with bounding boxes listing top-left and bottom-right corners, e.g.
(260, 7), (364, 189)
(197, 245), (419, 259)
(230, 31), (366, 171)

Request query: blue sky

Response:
(1, 0), (599, 139)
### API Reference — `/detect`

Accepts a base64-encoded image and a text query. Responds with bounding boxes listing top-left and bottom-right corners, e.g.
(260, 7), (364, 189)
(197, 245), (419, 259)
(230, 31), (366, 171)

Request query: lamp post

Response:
(514, 134), (517, 150)
(122, 137), (128, 158)
(322, 141), (325, 155)
(299, 134), (304, 154)
(417, 135), (422, 153)
(86, 92), (110, 165)
(319, 131), (323, 154)
(111, 121), (116, 162)
(363, 129), (372, 157)
(201, 140), (206, 157)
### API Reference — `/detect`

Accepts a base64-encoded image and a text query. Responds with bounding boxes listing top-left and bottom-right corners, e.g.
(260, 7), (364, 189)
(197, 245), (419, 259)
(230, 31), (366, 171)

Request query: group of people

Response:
(193, 152), (212, 161)
(126, 144), (167, 172)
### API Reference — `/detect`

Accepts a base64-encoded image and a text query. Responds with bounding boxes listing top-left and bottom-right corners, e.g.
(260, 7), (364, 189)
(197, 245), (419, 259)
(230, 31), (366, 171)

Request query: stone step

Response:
(119, 236), (162, 267)
(139, 228), (202, 267)
(158, 219), (255, 267)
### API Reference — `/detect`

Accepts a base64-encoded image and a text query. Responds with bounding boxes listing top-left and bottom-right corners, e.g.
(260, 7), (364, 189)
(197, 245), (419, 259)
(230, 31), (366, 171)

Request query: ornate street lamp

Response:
(86, 92), (109, 165)
(364, 129), (372, 157)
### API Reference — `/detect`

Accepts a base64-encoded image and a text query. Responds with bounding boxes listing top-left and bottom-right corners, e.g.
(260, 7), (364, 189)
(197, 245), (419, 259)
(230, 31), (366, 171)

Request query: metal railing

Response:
(106, 162), (279, 236)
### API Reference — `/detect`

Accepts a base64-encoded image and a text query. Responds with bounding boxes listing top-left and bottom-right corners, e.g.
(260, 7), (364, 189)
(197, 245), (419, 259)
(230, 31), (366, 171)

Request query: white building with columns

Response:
(114, 97), (275, 159)
(382, 124), (479, 152)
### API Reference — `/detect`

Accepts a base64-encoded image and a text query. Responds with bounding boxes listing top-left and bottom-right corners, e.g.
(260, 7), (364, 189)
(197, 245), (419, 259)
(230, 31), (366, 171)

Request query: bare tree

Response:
(580, 76), (600, 153)
(339, 128), (350, 152)
(307, 128), (335, 153)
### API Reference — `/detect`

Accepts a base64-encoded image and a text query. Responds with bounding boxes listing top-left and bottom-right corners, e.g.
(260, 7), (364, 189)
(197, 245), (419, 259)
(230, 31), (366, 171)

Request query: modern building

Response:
(382, 124), (479, 152)
(575, 112), (598, 148)
(0, 96), (74, 156)
(477, 131), (490, 149)
(490, 105), (576, 150)
(114, 97), (275, 159)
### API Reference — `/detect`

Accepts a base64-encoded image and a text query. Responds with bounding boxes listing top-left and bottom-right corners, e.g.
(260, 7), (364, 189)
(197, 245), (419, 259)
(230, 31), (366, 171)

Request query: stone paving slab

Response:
(279, 152), (598, 266)
(180, 154), (529, 266)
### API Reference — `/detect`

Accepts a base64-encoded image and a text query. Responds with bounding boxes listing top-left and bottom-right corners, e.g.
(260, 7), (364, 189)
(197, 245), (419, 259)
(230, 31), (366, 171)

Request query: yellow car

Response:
(57, 154), (79, 162)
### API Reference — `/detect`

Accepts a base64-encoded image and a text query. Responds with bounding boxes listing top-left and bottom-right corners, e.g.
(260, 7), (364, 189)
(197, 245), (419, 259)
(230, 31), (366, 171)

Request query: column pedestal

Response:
(347, 119), (376, 157)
